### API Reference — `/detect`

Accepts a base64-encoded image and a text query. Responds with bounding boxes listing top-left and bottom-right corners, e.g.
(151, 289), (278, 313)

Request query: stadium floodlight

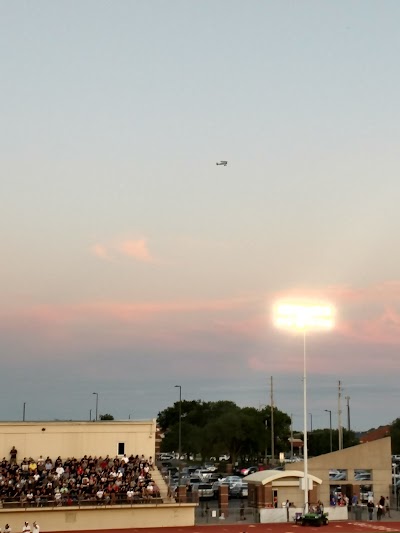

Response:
(274, 301), (334, 513)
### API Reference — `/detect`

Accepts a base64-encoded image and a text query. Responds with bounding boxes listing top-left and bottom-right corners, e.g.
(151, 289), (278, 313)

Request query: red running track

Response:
(52, 523), (400, 533)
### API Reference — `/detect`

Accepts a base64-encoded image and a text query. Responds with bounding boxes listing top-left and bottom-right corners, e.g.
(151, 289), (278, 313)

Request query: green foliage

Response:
(390, 419), (400, 453)
(157, 400), (292, 462)
(308, 428), (358, 456)
(99, 414), (114, 420)
(158, 399), (364, 462)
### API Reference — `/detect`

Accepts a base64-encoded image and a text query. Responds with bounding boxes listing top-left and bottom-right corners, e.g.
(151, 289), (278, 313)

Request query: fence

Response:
(194, 501), (259, 524)
(0, 497), (164, 510)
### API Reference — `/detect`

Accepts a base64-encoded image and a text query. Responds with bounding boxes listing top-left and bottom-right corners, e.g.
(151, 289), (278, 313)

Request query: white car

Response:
(159, 453), (175, 461)
(195, 469), (213, 481)
(192, 483), (214, 499)
(203, 463), (218, 472)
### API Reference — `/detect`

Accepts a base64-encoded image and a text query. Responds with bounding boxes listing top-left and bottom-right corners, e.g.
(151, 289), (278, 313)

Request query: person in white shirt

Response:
(4, 524), (11, 533)
(32, 523), (39, 533)
(22, 522), (30, 533)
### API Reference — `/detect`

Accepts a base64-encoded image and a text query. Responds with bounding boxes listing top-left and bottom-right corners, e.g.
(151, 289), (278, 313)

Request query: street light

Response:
(324, 409), (333, 453)
(92, 392), (99, 421)
(23, 402), (26, 422)
(274, 301), (334, 513)
(174, 385), (182, 488)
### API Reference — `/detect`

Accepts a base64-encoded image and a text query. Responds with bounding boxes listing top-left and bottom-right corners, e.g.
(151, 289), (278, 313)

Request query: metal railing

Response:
(0, 496), (164, 510)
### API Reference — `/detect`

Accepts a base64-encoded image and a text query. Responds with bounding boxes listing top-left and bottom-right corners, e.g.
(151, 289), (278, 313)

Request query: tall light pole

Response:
(274, 301), (334, 513)
(92, 392), (98, 421)
(324, 409), (332, 453)
(270, 376), (274, 463)
(309, 413), (313, 433)
(174, 385), (182, 487)
(345, 395), (351, 431)
(290, 414), (294, 461)
(23, 402), (26, 422)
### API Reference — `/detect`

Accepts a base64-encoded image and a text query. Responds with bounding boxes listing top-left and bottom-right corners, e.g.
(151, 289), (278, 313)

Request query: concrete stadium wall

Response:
(0, 504), (196, 531)
(0, 421), (157, 460)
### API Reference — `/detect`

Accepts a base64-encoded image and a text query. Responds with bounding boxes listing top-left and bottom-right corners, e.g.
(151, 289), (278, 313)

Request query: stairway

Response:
(151, 466), (171, 501)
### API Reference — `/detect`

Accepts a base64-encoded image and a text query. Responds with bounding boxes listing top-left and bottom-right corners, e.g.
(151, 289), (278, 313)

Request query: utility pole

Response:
(270, 376), (274, 463)
(174, 385), (182, 487)
(324, 409), (332, 453)
(338, 381), (343, 450)
(290, 414), (294, 461)
(345, 395), (351, 431)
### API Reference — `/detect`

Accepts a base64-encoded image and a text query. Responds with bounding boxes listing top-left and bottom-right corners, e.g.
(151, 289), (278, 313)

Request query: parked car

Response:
(219, 454), (230, 461)
(158, 453), (175, 461)
(329, 469), (347, 480)
(354, 472), (372, 481)
(185, 466), (200, 475)
(241, 466), (259, 476)
(186, 476), (202, 491)
(195, 469), (213, 481)
(192, 483), (214, 499)
(219, 475), (247, 498)
(203, 462), (218, 472)
(230, 481), (248, 498)
(330, 472), (347, 481)
(207, 473), (223, 483)
(220, 475), (242, 486)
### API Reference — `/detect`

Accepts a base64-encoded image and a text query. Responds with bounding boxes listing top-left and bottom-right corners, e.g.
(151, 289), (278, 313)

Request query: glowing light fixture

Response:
(274, 303), (334, 330)
(273, 300), (334, 513)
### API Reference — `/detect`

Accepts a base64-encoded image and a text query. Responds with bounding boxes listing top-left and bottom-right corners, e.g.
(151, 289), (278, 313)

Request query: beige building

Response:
(286, 436), (392, 505)
(246, 437), (392, 521)
(0, 420), (157, 460)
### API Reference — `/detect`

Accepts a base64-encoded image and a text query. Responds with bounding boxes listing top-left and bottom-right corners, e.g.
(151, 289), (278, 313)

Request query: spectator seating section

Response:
(0, 454), (166, 507)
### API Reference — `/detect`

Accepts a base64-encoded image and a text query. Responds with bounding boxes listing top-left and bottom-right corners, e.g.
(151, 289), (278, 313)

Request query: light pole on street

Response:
(324, 409), (333, 452)
(274, 301), (334, 513)
(174, 385), (182, 487)
(92, 392), (99, 421)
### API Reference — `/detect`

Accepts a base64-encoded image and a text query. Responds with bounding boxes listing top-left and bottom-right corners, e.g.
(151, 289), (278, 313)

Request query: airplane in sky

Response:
(216, 161), (228, 166)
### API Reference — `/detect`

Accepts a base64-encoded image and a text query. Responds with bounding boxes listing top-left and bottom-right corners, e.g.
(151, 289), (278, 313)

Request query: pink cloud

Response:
(90, 244), (112, 261)
(117, 239), (153, 262)
(4, 281), (400, 368)
(90, 237), (155, 263)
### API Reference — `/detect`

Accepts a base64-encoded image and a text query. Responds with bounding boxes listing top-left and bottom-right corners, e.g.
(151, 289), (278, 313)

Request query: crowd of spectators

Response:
(0, 448), (161, 507)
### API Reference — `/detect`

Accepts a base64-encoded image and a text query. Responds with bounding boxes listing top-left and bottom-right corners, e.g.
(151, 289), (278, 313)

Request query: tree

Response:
(390, 419), (400, 453)
(157, 400), (292, 462)
(308, 428), (359, 456)
(99, 414), (114, 420)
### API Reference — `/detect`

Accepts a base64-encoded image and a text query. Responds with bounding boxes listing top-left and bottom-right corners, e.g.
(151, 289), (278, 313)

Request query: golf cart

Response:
(296, 503), (329, 526)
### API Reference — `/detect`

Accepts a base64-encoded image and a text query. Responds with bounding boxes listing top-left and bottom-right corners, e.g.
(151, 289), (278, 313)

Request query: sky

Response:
(1, 0), (400, 432)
